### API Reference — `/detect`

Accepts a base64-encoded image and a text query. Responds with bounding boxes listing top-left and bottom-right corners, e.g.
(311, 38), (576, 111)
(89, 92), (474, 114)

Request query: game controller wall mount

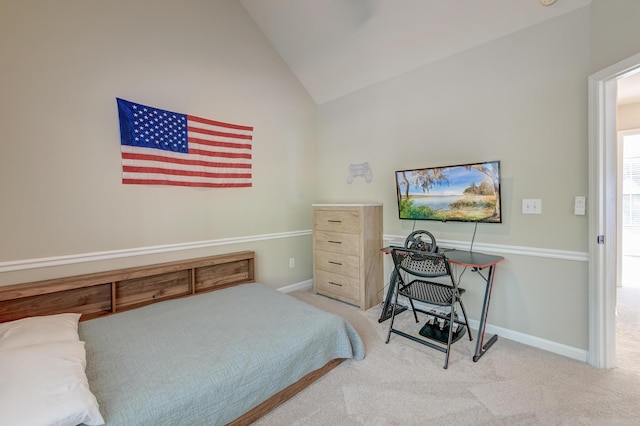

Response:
(347, 162), (373, 184)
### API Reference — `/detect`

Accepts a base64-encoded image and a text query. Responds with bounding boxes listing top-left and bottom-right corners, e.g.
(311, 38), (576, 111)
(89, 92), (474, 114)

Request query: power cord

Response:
(469, 221), (478, 252)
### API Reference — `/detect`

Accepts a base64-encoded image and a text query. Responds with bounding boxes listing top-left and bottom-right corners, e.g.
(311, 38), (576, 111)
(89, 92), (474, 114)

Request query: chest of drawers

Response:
(312, 204), (383, 310)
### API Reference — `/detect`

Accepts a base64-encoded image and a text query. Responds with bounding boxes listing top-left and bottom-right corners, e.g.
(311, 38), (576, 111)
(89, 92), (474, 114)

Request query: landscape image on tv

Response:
(395, 160), (501, 223)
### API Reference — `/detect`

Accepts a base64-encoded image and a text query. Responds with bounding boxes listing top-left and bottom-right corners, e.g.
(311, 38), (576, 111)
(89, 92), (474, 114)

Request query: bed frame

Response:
(0, 250), (345, 425)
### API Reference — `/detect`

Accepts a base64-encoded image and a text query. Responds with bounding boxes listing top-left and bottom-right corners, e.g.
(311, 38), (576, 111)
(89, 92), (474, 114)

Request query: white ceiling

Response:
(240, 0), (597, 104)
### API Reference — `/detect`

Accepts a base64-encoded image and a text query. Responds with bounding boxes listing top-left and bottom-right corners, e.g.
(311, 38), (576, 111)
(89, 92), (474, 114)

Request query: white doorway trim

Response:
(588, 52), (640, 368)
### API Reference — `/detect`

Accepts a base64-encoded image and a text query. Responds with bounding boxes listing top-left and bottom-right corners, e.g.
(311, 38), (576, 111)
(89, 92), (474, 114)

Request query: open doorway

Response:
(616, 72), (640, 371)
(588, 51), (640, 369)
(617, 127), (640, 371)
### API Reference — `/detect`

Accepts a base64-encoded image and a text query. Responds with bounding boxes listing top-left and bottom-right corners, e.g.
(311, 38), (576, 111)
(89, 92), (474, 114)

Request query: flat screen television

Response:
(395, 160), (502, 223)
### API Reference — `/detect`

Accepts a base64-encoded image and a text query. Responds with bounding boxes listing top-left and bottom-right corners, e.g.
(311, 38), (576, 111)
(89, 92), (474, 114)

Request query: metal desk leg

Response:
(473, 265), (498, 362)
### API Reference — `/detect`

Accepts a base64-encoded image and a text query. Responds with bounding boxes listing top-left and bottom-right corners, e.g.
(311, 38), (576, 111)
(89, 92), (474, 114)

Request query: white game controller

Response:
(347, 162), (373, 184)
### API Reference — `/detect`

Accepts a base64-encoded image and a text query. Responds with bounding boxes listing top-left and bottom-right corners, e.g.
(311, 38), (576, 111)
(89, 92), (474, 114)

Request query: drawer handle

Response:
(328, 261), (343, 266)
(328, 220), (342, 223)
(328, 240), (342, 244)
(328, 281), (343, 287)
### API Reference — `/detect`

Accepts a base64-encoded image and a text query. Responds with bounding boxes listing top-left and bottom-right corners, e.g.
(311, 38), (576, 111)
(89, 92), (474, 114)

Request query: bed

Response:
(0, 251), (365, 425)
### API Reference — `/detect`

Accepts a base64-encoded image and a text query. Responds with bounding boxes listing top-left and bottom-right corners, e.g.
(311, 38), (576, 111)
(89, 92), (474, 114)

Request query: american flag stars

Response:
(128, 103), (187, 152)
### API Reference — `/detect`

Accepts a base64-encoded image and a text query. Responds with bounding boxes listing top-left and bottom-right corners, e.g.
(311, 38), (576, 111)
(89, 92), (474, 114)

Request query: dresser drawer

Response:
(314, 231), (360, 255)
(315, 250), (359, 278)
(312, 203), (382, 311)
(315, 269), (359, 302)
(314, 210), (360, 234)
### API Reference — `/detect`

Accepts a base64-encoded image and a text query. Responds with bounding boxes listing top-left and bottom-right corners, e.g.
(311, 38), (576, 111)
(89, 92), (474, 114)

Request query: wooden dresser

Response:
(312, 203), (383, 310)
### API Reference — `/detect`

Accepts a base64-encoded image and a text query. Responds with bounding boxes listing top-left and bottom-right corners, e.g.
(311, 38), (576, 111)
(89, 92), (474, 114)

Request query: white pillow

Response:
(0, 340), (105, 426)
(0, 313), (81, 350)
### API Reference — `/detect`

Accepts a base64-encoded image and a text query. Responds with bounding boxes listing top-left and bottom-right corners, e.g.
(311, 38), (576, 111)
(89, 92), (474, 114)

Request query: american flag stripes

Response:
(117, 98), (253, 188)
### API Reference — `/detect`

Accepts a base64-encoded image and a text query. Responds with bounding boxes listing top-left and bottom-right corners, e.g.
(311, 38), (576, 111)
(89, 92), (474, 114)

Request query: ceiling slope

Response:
(241, 0), (593, 104)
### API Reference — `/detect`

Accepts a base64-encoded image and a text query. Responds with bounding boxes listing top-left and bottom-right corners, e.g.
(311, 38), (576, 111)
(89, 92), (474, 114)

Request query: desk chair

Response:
(385, 247), (472, 369)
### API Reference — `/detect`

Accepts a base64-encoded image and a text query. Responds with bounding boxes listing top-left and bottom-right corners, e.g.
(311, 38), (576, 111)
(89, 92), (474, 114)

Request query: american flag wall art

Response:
(116, 98), (253, 188)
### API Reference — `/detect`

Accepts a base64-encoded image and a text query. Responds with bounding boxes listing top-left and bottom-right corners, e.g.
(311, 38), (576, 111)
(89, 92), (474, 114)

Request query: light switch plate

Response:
(522, 199), (542, 214)
(574, 196), (586, 215)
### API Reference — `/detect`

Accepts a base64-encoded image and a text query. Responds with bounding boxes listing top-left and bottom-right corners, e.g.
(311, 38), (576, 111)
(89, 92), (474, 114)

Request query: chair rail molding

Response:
(1, 230), (588, 274)
(0, 230), (311, 273)
(384, 234), (588, 262)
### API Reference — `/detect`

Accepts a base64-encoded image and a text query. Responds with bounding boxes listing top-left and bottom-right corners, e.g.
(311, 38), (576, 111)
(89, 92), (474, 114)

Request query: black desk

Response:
(379, 247), (504, 362)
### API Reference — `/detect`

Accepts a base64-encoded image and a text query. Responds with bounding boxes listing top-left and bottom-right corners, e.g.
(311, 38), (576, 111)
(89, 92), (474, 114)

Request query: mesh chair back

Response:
(391, 248), (451, 279)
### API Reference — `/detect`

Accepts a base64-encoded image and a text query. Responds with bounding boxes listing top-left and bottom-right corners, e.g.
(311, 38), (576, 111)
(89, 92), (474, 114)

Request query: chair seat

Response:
(386, 246), (473, 369)
(399, 280), (465, 306)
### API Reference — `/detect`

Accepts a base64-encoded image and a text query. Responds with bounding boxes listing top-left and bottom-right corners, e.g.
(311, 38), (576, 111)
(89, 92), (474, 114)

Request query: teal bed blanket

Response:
(79, 283), (364, 425)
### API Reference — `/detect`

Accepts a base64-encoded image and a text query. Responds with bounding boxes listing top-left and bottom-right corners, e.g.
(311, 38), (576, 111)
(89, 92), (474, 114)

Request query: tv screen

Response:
(395, 160), (502, 223)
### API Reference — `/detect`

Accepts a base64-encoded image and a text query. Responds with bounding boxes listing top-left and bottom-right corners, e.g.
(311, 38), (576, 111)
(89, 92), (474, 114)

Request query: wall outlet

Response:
(289, 257), (296, 268)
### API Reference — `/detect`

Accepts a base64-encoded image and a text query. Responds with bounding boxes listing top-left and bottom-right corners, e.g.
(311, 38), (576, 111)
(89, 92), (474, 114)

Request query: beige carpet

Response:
(617, 286), (640, 372)
(254, 289), (640, 426)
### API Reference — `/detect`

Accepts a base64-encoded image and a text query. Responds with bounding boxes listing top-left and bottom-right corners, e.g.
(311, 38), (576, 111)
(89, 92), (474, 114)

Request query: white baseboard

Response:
(405, 299), (588, 362)
(277, 279), (313, 293)
(281, 280), (588, 363)
(466, 318), (588, 362)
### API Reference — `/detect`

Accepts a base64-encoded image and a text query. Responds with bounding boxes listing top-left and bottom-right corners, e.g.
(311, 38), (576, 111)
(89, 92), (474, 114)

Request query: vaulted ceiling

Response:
(240, 0), (599, 104)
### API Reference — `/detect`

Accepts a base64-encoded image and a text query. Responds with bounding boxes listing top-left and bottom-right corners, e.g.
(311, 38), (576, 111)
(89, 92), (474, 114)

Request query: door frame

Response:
(588, 52), (640, 368)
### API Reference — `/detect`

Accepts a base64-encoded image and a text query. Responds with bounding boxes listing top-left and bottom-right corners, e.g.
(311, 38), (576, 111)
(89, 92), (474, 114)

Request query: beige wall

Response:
(0, 0), (317, 287)
(3, 1), (640, 358)
(619, 103), (640, 131)
(316, 9), (592, 351)
(591, 0), (640, 74)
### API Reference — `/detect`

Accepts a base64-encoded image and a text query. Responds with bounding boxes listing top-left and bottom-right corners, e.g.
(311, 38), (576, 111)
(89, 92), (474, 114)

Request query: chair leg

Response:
(386, 284), (401, 344)
(443, 304), (456, 369)
(408, 298), (419, 323)
(457, 298), (473, 342)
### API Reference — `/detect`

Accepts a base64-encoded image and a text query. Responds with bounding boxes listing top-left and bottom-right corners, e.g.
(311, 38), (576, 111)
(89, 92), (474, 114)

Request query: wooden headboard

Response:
(0, 251), (255, 323)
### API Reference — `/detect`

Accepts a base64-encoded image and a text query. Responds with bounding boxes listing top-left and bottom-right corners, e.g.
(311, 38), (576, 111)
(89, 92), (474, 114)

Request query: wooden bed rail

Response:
(0, 251), (255, 323)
